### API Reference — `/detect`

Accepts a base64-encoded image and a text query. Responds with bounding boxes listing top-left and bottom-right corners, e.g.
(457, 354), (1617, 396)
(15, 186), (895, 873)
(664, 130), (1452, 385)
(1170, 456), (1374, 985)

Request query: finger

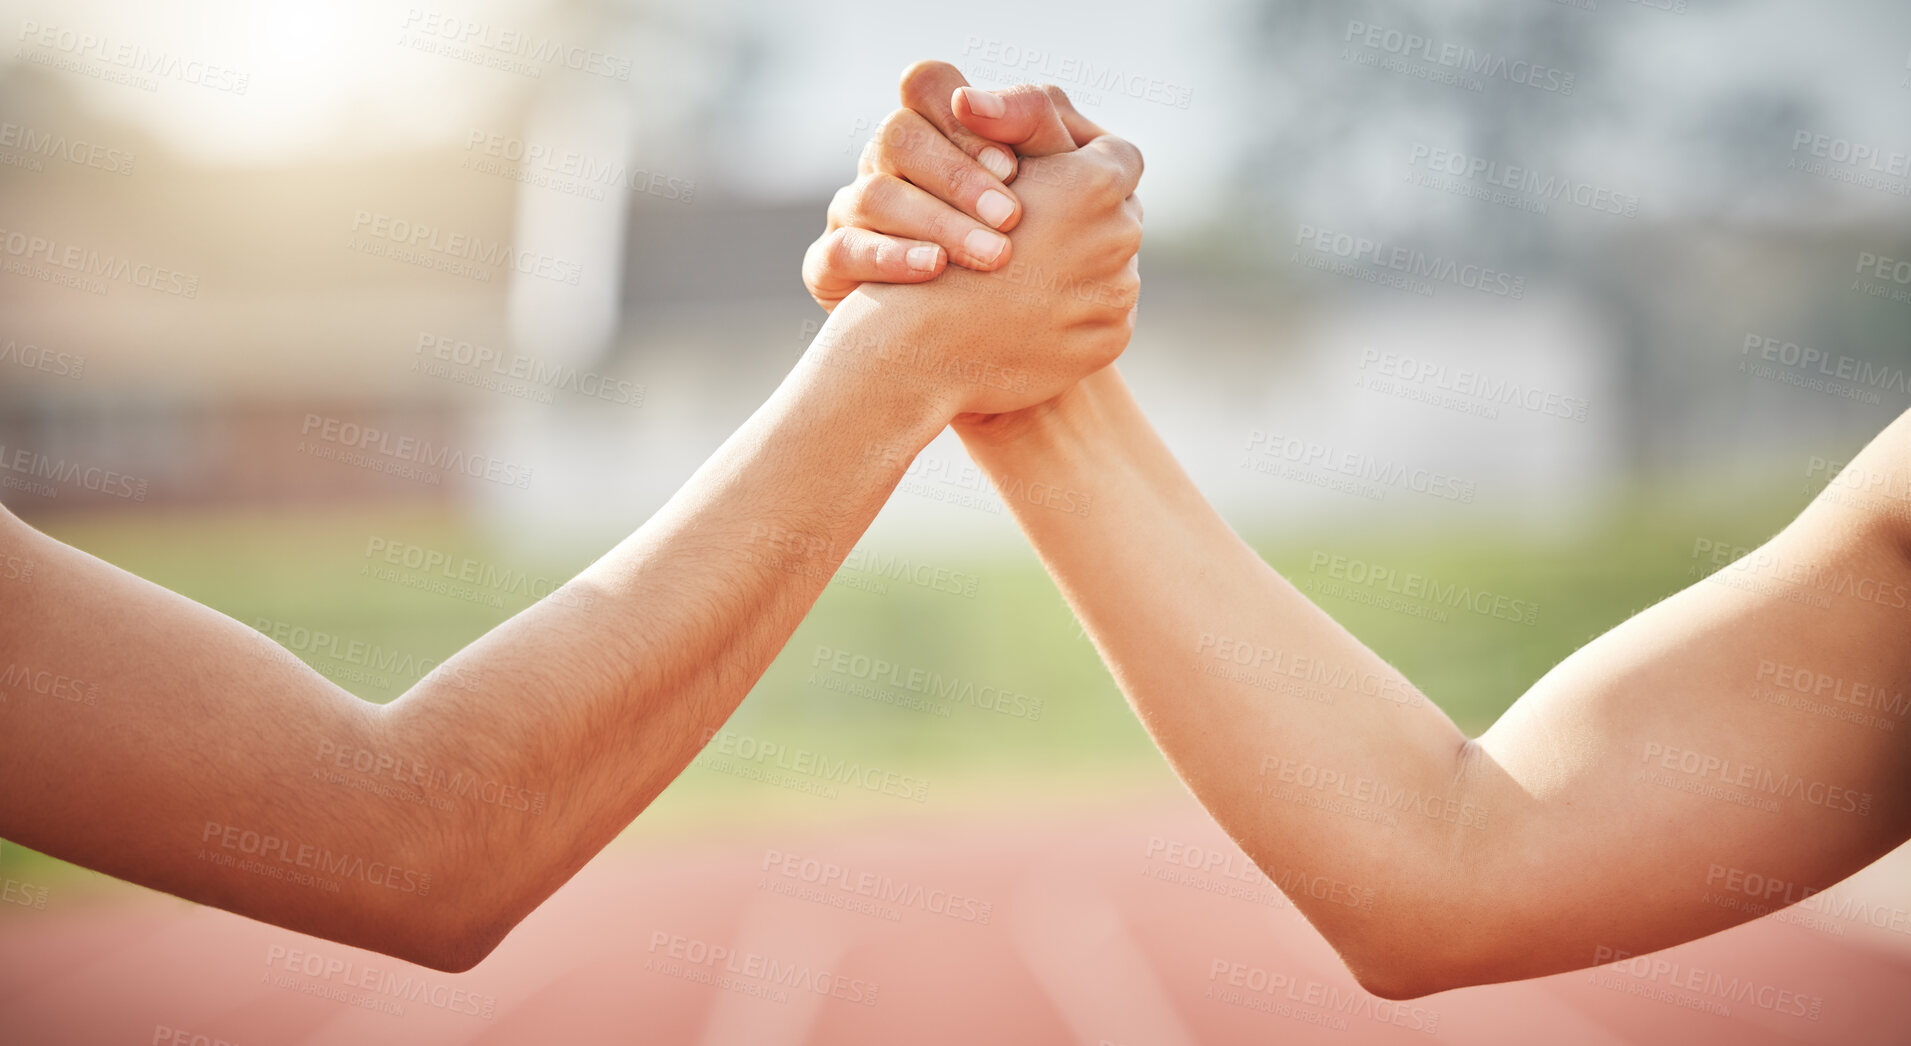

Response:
(828, 173), (1012, 271)
(1038, 84), (1107, 147)
(1075, 133), (1146, 203)
(897, 60), (1018, 183)
(860, 109), (1021, 232)
(951, 83), (1094, 157)
(804, 227), (946, 307)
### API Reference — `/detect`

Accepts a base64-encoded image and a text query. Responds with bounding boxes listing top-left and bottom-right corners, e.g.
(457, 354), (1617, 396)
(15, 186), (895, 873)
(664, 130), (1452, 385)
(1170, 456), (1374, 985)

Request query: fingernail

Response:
(964, 228), (1007, 264)
(978, 147), (1014, 181)
(977, 189), (1015, 229)
(906, 245), (940, 271)
(959, 86), (1006, 119)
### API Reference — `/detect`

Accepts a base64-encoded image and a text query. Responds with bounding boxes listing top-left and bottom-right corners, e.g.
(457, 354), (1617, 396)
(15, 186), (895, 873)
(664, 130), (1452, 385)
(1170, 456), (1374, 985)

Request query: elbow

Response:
(381, 902), (519, 974)
(406, 930), (505, 975)
(1331, 909), (1531, 1001)
(1344, 954), (1460, 1002)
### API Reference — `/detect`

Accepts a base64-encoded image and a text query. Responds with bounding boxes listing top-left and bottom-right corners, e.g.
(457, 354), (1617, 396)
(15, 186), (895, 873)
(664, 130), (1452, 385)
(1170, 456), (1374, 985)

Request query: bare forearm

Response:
(0, 295), (949, 970)
(962, 370), (1911, 998)
(380, 295), (950, 951)
(958, 368), (1476, 963)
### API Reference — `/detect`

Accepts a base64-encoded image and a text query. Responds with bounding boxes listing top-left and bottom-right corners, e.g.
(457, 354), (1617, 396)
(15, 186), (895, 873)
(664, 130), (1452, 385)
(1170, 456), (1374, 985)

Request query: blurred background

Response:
(4, 0), (1911, 1042)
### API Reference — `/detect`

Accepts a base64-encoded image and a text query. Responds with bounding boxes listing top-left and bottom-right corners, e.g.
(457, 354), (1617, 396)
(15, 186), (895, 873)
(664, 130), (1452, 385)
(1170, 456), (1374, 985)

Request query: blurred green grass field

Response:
(1, 473), (1812, 892)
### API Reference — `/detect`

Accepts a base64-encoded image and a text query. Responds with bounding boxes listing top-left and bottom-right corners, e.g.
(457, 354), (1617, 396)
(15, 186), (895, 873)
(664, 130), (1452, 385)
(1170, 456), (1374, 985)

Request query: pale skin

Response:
(0, 66), (1142, 973)
(823, 62), (1911, 1000)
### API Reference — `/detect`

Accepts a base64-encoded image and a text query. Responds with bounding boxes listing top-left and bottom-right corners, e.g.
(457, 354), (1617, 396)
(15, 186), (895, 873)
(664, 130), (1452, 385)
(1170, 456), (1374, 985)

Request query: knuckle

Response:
(923, 208), (962, 248)
(826, 183), (859, 225)
(874, 108), (919, 152)
(877, 108), (912, 134)
(801, 239), (826, 288)
(938, 155), (989, 203)
(899, 59), (959, 102)
(1093, 135), (1143, 182)
(857, 173), (902, 215)
(823, 227), (859, 269)
(1083, 165), (1118, 198)
(1123, 140), (1145, 178)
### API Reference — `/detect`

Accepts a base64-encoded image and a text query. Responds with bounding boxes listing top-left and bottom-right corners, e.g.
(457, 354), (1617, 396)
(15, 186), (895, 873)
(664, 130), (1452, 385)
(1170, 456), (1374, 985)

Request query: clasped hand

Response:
(799, 61), (1143, 423)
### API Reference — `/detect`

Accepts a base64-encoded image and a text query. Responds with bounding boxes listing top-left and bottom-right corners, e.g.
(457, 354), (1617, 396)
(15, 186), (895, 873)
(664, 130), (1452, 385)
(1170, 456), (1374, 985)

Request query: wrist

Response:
(805, 287), (966, 430)
(955, 365), (1126, 469)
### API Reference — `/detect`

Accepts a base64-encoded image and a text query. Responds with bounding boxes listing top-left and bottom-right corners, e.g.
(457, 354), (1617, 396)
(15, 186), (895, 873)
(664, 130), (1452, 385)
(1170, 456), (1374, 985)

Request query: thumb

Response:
(952, 84), (1101, 157)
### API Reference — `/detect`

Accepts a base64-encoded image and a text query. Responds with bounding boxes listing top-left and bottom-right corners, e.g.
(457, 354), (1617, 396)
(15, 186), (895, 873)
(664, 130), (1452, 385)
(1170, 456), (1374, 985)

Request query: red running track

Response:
(5, 799), (1910, 1045)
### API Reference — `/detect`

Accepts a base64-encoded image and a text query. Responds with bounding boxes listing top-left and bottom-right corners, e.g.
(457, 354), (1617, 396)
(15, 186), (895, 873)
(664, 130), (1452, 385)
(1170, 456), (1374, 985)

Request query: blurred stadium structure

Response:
(3, 0), (1906, 534)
